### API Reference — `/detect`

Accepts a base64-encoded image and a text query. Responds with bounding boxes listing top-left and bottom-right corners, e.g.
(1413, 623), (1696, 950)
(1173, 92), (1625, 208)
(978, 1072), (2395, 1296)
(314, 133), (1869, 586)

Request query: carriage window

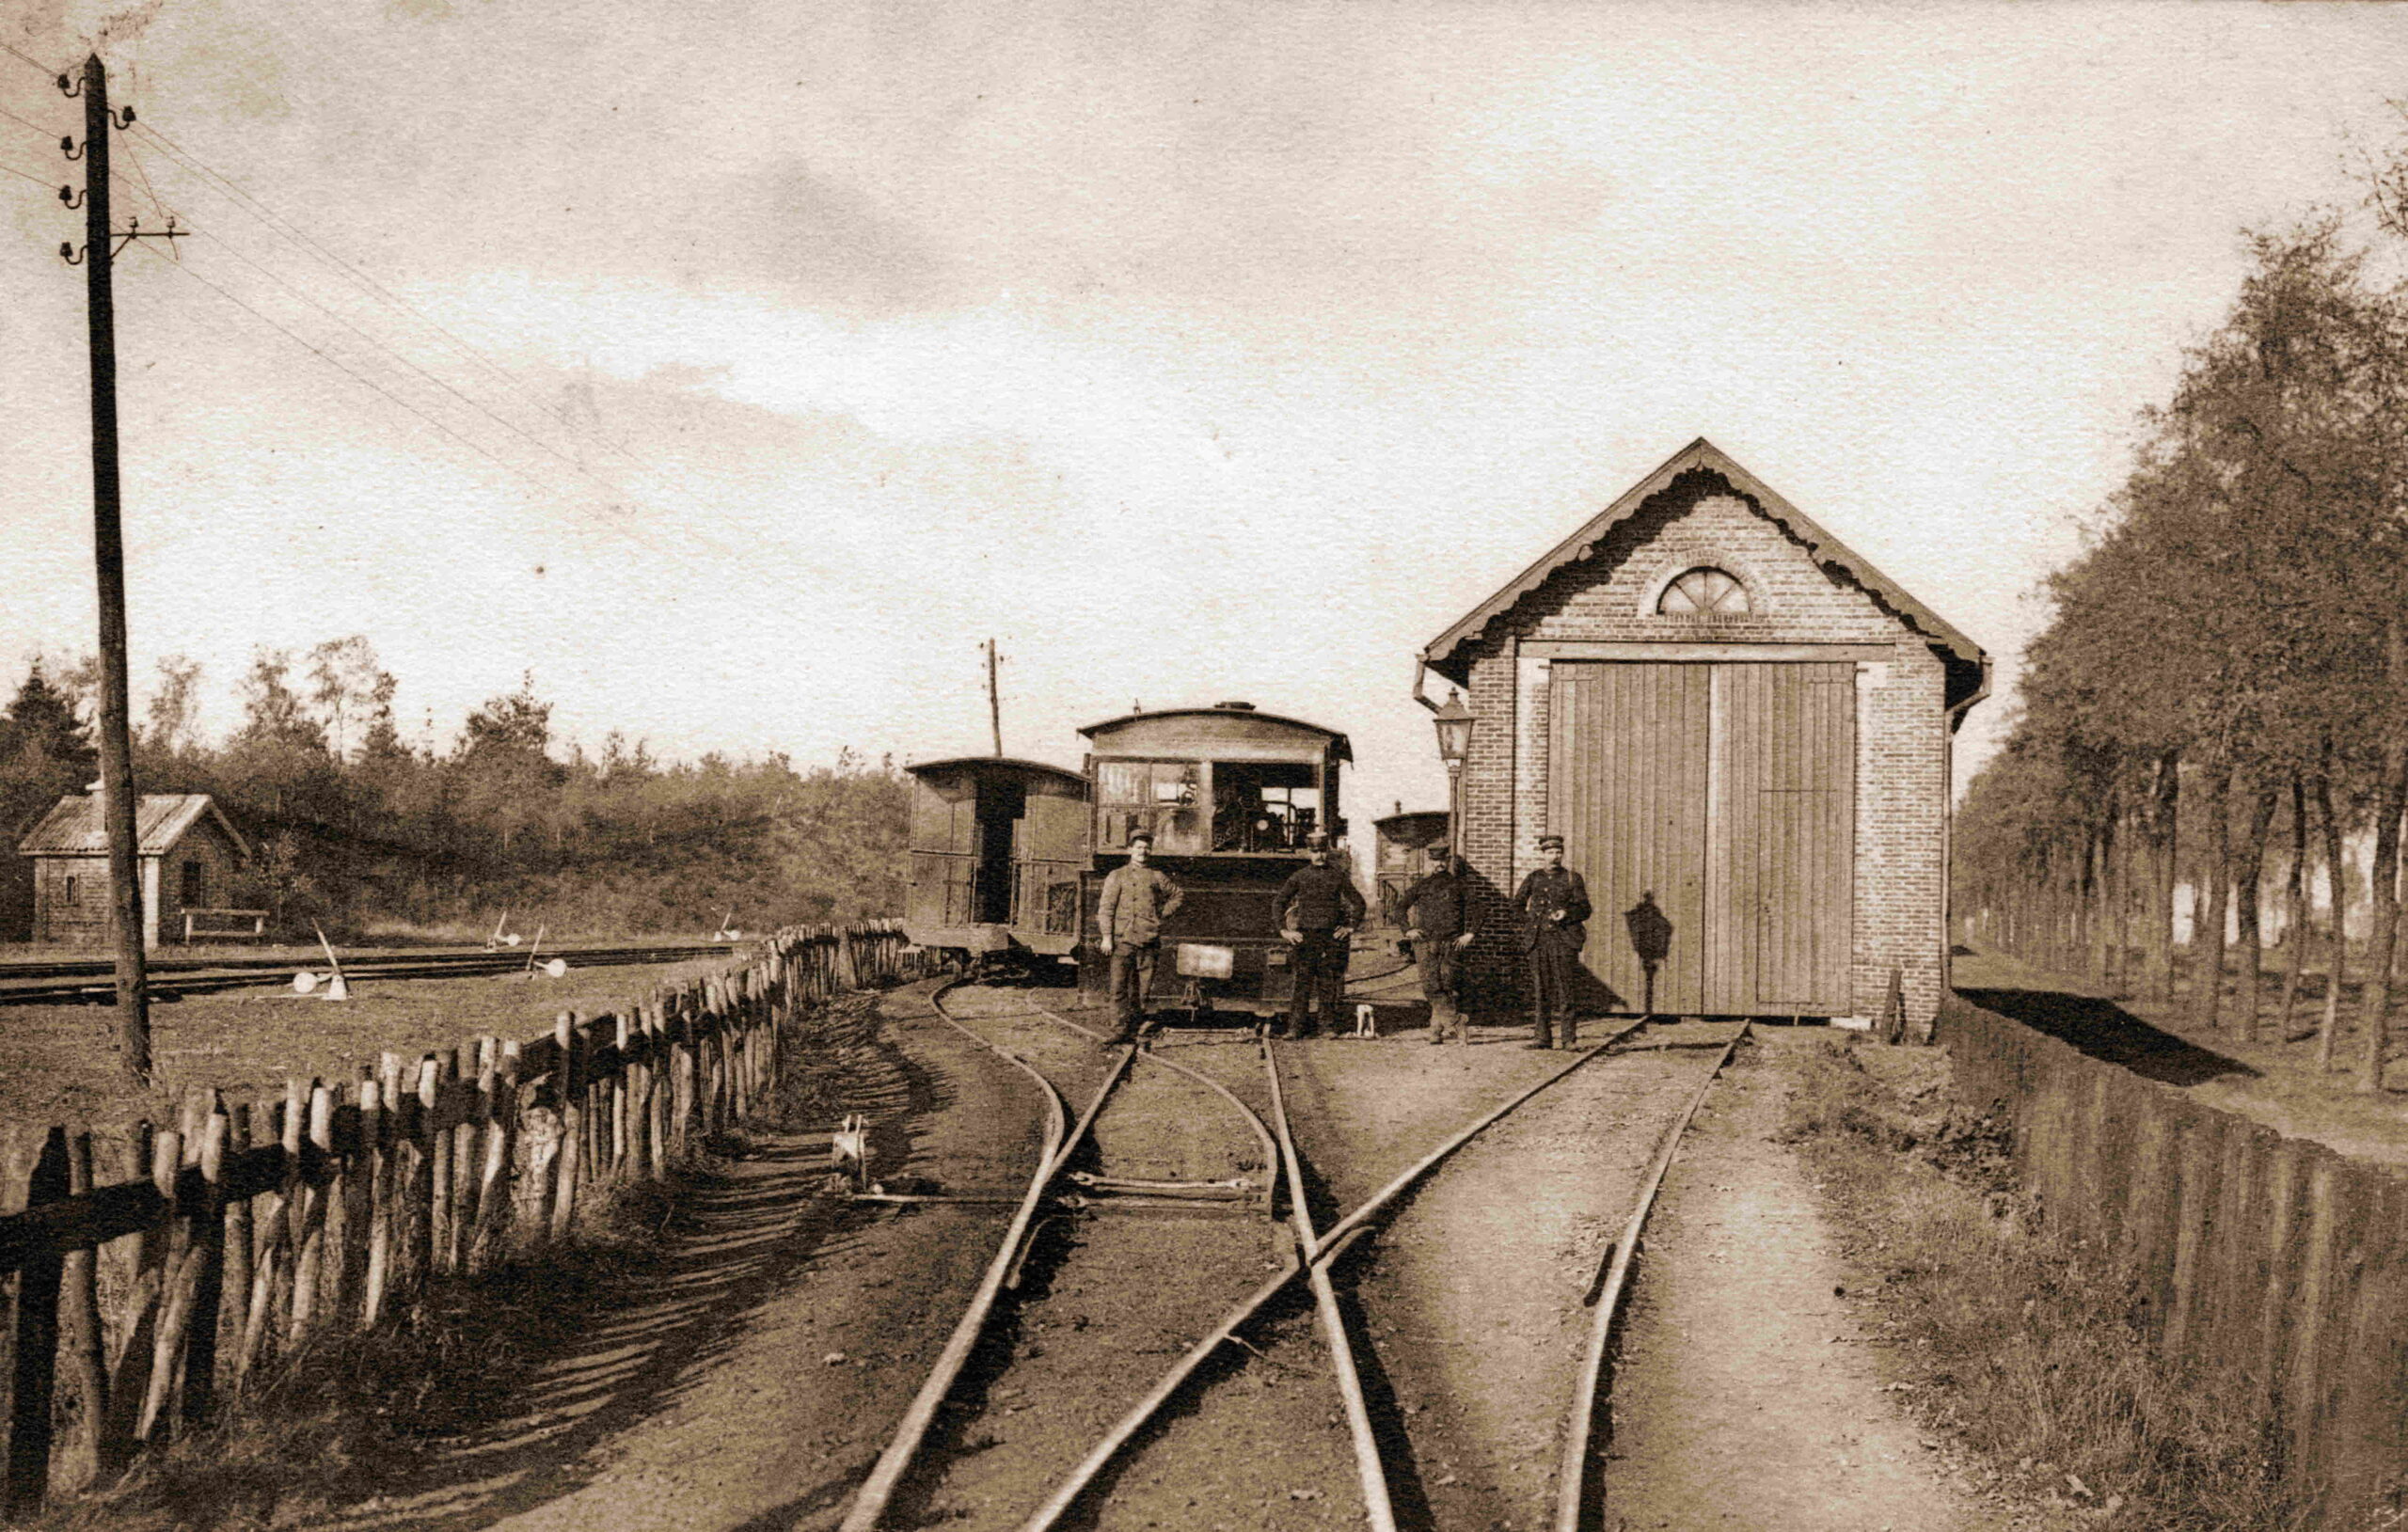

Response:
(1212, 762), (1322, 852)
(1095, 759), (1206, 853)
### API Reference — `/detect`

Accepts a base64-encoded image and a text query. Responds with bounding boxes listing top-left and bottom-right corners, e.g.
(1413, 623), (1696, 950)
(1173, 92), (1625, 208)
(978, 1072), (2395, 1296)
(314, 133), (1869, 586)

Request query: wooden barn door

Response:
(1548, 663), (1710, 1013)
(1704, 663), (1855, 1014)
(1549, 660), (1854, 1016)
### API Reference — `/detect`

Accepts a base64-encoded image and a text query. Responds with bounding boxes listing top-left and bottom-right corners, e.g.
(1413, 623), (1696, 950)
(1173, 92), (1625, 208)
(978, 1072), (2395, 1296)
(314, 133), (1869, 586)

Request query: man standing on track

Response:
(1398, 844), (1477, 1045)
(1276, 830), (1365, 1039)
(1514, 832), (1591, 1049)
(1098, 830), (1183, 1045)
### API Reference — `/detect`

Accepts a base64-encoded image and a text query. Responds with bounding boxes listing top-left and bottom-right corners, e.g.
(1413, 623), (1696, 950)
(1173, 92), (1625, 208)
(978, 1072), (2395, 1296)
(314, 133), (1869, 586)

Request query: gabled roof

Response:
(1418, 437), (1988, 711)
(16, 794), (250, 860)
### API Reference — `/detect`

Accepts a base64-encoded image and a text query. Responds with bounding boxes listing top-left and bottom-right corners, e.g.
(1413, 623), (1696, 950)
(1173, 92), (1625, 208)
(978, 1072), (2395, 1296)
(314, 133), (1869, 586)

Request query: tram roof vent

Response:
(1212, 700), (1258, 711)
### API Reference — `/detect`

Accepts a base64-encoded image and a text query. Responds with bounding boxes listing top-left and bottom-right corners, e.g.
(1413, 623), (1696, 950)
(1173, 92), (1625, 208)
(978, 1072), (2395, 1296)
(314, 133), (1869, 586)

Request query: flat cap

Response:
(1537, 832), (1565, 849)
(1127, 829), (1155, 845)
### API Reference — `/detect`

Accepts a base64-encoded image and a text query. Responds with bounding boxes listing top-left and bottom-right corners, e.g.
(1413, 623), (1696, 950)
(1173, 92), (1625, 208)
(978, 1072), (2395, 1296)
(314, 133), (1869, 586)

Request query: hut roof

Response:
(15, 794), (249, 861)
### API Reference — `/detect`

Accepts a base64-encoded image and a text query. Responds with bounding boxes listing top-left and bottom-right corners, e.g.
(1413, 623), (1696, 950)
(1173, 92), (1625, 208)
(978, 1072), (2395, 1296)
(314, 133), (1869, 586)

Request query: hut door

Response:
(1703, 663), (1855, 1014)
(1547, 663), (1710, 1014)
(1549, 660), (1854, 1016)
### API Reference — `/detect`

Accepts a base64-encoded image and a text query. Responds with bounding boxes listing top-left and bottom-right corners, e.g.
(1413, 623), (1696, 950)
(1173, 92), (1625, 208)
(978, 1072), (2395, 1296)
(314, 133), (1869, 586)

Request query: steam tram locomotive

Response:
(902, 702), (1354, 1018)
(1075, 701), (1352, 1022)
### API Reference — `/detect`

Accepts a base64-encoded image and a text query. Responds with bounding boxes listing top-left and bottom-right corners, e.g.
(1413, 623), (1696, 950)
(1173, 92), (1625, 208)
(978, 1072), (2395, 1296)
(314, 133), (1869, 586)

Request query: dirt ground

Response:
(1605, 1034), (2012, 1532)
(271, 984), (2007, 1532)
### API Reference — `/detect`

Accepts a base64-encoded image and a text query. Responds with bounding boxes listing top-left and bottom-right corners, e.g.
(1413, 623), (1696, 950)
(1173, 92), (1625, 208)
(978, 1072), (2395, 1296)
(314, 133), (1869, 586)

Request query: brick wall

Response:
(1449, 472), (1956, 1029)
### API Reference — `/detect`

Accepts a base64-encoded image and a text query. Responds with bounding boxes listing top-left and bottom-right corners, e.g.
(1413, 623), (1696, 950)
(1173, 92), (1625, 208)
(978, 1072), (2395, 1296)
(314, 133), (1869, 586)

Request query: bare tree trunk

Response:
(2316, 771), (2349, 1068)
(2194, 754), (2233, 1032)
(2234, 781), (2278, 1044)
(2278, 773), (2308, 1040)
(2359, 747), (2408, 1094)
(2089, 818), (2115, 987)
(2150, 749), (2182, 1004)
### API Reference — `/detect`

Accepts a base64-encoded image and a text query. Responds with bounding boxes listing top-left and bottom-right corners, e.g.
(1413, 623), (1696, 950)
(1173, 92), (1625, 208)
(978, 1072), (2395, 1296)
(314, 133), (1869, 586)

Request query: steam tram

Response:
(900, 756), (1089, 969)
(1076, 701), (1352, 1021)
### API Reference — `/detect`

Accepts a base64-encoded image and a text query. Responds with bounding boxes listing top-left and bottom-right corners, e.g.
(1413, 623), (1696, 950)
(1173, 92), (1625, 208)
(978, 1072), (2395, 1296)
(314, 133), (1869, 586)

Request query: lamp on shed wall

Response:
(1432, 689), (1474, 858)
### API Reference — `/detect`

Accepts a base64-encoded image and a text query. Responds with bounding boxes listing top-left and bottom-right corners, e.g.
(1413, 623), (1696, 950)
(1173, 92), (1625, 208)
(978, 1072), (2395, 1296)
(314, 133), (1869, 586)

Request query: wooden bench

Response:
(182, 908), (269, 943)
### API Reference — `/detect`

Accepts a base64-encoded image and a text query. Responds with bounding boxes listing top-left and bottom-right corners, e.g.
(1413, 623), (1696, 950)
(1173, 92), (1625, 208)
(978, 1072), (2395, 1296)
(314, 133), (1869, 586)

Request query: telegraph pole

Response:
(62, 54), (180, 1086)
(986, 639), (1003, 756)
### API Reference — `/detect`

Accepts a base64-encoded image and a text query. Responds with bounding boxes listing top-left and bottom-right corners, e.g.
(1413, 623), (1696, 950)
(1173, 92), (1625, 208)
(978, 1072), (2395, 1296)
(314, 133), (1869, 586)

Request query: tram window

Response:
(1096, 759), (1206, 853)
(1212, 762), (1321, 852)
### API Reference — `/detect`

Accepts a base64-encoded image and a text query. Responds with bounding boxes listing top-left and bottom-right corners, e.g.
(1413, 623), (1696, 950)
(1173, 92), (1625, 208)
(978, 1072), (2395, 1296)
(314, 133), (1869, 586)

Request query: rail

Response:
(1016, 1011), (1656, 1532)
(0, 921), (923, 1517)
(1554, 1022), (1751, 1532)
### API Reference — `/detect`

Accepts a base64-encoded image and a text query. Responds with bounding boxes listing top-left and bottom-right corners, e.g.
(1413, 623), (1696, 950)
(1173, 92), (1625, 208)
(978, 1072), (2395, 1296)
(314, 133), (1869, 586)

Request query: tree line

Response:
(0, 638), (907, 941)
(1954, 182), (2408, 1094)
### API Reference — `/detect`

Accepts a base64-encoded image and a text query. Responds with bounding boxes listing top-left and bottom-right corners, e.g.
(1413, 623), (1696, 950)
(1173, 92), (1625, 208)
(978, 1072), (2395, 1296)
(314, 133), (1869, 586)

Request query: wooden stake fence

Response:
(0, 921), (918, 1513)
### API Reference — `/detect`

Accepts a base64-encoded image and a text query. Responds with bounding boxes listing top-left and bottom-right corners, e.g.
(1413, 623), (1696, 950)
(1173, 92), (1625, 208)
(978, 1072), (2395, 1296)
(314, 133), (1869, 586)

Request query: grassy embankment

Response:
(1782, 1036), (2330, 1532)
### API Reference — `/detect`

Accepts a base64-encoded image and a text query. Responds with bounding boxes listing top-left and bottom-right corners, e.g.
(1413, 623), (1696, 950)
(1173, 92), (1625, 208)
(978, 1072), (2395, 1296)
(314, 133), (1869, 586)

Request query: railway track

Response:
(838, 980), (1751, 1532)
(0, 941), (733, 1004)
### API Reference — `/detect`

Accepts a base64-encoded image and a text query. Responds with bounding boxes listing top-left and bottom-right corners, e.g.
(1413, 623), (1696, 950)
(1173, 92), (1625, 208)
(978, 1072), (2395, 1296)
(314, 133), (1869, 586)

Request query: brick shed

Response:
(1416, 438), (1988, 1032)
(16, 793), (251, 948)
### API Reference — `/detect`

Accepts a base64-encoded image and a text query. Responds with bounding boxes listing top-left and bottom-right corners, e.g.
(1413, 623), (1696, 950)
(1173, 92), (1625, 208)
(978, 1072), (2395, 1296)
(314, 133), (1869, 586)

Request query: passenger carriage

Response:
(902, 756), (1090, 971)
(1076, 701), (1352, 1022)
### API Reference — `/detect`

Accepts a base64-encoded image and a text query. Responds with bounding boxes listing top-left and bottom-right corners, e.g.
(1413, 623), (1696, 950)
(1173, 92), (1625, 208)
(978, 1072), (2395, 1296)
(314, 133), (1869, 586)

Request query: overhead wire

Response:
(178, 218), (624, 488)
(116, 130), (170, 229)
(0, 41), (60, 80)
(0, 98), (63, 144)
(129, 117), (642, 466)
(134, 238), (587, 509)
(0, 156), (57, 190)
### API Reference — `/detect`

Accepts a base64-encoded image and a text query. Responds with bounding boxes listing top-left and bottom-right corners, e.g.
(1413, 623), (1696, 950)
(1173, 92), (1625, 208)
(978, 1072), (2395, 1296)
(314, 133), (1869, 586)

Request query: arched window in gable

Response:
(1656, 566), (1752, 615)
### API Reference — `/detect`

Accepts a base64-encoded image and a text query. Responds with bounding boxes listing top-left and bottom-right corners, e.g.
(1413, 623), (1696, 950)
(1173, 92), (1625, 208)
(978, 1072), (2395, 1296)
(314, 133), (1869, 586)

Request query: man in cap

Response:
(1275, 830), (1366, 1038)
(1514, 832), (1592, 1048)
(1097, 830), (1184, 1044)
(1397, 844), (1478, 1045)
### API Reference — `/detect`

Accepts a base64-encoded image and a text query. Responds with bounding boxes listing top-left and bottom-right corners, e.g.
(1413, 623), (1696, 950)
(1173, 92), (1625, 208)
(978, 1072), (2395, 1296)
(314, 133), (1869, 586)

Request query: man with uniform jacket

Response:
(1514, 832), (1592, 1049)
(1276, 831), (1365, 1039)
(1398, 845), (1477, 1045)
(1098, 831), (1184, 1044)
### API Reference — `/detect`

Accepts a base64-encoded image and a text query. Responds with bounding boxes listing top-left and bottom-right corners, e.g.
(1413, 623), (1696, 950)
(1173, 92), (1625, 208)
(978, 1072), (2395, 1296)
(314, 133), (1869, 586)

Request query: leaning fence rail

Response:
(1935, 990), (2408, 1523)
(0, 920), (922, 1516)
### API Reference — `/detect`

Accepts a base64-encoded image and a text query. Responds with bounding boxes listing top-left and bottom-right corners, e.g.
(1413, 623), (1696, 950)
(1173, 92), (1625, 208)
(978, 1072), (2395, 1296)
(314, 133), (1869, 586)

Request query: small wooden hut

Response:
(16, 793), (253, 947)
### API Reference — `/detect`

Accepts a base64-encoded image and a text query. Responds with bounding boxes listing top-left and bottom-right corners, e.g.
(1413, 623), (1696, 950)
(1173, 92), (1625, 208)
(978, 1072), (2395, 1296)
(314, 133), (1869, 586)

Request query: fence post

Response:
(133, 1126), (188, 1443)
(218, 1107), (251, 1410)
(5, 1127), (71, 1516)
(430, 1050), (456, 1275)
(59, 1129), (111, 1490)
(550, 1015), (581, 1242)
(177, 1108), (230, 1431)
(290, 1083), (334, 1343)
(449, 1045), (476, 1275)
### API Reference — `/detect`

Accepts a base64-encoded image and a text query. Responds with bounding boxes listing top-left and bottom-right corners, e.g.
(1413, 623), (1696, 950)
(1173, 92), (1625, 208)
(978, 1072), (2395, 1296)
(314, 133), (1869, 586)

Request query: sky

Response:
(3, 0), (2406, 833)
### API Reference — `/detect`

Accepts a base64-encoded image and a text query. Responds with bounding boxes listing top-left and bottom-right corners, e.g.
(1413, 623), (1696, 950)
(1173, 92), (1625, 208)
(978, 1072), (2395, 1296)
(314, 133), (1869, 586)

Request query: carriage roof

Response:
(1075, 705), (1353, 764)
(903, 756), (1088, 791)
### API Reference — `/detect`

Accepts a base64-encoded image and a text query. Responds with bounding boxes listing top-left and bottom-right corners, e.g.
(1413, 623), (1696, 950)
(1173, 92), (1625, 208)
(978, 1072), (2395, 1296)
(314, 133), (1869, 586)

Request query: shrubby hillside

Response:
(0, 641), (906, 941)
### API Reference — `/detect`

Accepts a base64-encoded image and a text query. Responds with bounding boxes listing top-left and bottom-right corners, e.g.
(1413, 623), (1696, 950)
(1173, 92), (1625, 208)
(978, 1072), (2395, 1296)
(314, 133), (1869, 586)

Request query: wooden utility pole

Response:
(65, 54), (178, 1085)
(986, 639), (1002, 757)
